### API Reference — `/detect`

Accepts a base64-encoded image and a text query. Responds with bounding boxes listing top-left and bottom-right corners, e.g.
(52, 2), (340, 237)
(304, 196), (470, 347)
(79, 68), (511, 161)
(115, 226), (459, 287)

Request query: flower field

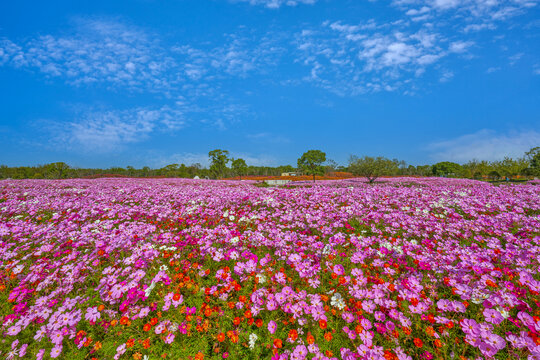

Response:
(1, 178), (539, 360)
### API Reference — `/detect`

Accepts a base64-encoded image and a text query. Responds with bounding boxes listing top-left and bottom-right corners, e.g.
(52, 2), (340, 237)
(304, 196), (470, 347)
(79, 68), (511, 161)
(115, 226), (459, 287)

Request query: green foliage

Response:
(348, 155), (398, 183)
(231, 158), (248, 179)
(297, 150), (327, 182)
(208, 149), (230, 179)
(491, 156), (529, 178)
(526, 146), (540, 176)
(431, 161), (463, 177)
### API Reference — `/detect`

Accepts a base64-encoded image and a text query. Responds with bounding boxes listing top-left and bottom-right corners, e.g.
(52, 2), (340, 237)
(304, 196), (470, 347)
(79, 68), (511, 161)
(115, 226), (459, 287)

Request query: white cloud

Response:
(246, 132), (291, 143)
(53, 106), (186, 153)
(174, 34), (283, 79)
(428, 129), (540, 162)
(13, 18), (176, 93)
(439, 70), (454, 81)
(232, 0), (316, 8)
(396, 0), (537, 32)
(449, 40), (474, 53)
(294, 21), (454, 94)
(0, 18), (283, 100)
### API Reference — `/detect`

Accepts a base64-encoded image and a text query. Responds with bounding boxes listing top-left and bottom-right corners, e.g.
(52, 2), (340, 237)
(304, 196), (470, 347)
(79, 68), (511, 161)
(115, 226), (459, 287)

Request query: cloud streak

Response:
(231, 0), (316, 8)
(293, 21), (473, 95)
(428, 129), (540, 162)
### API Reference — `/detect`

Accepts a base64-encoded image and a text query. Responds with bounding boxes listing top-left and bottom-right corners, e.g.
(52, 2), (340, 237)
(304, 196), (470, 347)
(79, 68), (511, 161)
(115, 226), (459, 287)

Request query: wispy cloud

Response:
(173, 33), (283, 80)
(396, 0), (537, 28)
(0, 18), (283, 98)
(246, 132), (291, 143)
(44, 99), (250, 153)
(4, 18), (176, 93)
(449, 40), (474, 53)
(294, 21), (471, 95)
(231, 0), (316, 8)
(428, 129), (540, 162)
(47, 106), (185, 153)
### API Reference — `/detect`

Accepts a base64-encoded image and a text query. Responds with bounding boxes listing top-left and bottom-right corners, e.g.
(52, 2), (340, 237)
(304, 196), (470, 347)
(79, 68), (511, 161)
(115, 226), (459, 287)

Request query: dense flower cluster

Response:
(0, 178), (539, 360)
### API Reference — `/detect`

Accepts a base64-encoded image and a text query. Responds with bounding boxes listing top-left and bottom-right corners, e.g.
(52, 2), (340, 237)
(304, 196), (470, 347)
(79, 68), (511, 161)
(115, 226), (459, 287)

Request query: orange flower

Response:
(273, 339), (283, 348)
(324, 332), (333, 342)
(228, 302), (235, 309)
(325, 350), (333, 357)
(126, 338), (135, 348)
(110, 319), (118, 327)
(233, 317), (241, 326)
(98, 304), (105, 311)
(151, 317), (158, 325)
(402, 327), (412, 335)
(446, 321), (454, 329)
(414, 338), (423, 348)
(143, 323), (152, 332)
(426, 326), (435, 337)
(306, 333), (315, 345)
(173, 293), (181, 301)
(133, 353), (142, 360)
(355, 325), (363, 334)
(194, 352), (204, 360)
(434, 339), (443, 348)
(120, 316), (130, 325)
(217, 333), (225, 342)
(255, 318), (263, 328)
(142, 339), (150, 349)
(204, 308), (212, 317)
(319, 319), (327, 329)
(289, 329), (298, 341)
(244, 310), (252, 319)
(94, 341), (102, 351)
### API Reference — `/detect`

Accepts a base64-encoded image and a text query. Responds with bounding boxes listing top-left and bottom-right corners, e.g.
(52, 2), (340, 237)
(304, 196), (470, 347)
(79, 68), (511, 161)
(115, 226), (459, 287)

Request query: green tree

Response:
(492, 157), (528, 179)
(348, 155), (398, 183)
(231, 158), (248, 180)
(297, 150), (326, 183)
(431, 162), (462, 177)
(324, 159), (338, 175)
(208, 149), (230, 179)
(46, 162), (70, 179)
(525, 147), (540, 176)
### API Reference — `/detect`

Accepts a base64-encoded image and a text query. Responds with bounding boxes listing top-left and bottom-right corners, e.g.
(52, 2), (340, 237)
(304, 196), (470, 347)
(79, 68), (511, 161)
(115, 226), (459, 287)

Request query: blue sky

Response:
(0, 0), (539, 168)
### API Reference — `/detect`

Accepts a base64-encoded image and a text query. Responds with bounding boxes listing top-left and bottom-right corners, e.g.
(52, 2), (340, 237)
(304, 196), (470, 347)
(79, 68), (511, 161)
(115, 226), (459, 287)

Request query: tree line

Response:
(1, 147), (538, 181)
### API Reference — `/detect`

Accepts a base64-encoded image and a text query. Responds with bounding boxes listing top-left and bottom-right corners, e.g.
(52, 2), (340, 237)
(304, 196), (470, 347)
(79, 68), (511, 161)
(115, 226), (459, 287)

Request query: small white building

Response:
(264, 179), (291, 186)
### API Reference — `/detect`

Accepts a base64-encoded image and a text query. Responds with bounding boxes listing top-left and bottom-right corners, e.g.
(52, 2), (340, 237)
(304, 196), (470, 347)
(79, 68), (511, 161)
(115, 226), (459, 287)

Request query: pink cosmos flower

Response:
(164, 333), (175, 344)
(268, 320), (277, 334)
(50, 346), (62, 359)
(484, 308), (504, 325)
